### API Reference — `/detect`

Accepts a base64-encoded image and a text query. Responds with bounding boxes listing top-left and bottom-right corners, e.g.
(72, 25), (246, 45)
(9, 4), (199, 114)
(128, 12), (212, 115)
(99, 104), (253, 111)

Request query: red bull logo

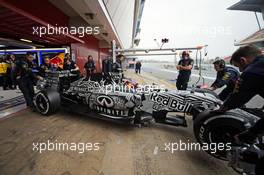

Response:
(50, 53), (64, 69)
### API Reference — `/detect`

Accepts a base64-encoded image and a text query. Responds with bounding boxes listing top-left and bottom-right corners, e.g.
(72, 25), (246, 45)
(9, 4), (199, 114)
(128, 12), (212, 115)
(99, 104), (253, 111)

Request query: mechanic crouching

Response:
(16, 52), (43, 109)
(209, 58), (240, 101)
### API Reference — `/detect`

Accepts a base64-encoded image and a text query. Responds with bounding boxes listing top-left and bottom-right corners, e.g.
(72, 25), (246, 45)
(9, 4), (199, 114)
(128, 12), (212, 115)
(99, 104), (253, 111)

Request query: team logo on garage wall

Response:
(96, 95), (114, 108)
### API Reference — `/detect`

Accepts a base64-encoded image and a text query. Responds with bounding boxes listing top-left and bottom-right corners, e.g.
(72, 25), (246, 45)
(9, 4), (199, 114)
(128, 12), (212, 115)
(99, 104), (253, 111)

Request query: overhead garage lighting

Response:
(20, 38), (32, 43)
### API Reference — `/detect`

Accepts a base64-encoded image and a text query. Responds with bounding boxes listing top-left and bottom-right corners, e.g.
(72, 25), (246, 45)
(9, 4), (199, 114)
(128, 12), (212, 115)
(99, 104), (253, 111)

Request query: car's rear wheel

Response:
(34, 90), (61, 115)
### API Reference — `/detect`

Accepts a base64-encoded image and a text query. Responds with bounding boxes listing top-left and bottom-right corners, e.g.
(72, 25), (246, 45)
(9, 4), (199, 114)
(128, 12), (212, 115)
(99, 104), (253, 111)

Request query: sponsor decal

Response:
(150, 93), (169, 106)
(50, 53), (64, 69)
(93, 105), (127, 116)
(96, 95), (114, 108)
(150, 92), (192, 112)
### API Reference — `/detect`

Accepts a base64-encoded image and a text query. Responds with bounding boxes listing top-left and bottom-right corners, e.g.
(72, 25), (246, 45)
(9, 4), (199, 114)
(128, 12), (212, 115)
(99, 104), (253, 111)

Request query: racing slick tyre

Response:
(34, 90), (61, 115)
(255, 157), (264, 175)
(152, 110), (168, 122)
(193, 110), (250, 160)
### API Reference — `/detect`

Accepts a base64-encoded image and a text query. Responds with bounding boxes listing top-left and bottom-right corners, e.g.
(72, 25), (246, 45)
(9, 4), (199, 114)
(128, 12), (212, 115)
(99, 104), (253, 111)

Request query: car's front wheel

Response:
(34, 90), (61, 115)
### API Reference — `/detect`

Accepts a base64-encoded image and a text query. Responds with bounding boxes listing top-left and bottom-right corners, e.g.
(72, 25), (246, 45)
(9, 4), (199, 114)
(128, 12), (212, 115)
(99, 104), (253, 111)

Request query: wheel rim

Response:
(208, 125), (241, 159)
(35, 93), (49, 114)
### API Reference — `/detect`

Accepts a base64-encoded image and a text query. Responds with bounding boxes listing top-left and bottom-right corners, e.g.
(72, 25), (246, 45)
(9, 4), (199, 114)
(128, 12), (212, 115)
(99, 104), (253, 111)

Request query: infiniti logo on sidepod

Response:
(96, 95), (114, 108)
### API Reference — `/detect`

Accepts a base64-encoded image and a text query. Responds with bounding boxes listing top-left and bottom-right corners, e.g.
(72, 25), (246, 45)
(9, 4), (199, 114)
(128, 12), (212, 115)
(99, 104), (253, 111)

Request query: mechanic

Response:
(84, 55), (96, 77)
(9, 54), (17, 89)
(209, 57), (240, 101)
(112, 54), (123, 73)
(51, 63), (63, 71)
(16, 52), (43, 109)
(176, 51), (194, 90)
(0, 56), (10, 90)
(63, 57), (79, 72)
(217, 46), (264, 143)
(64, 53), (70, 61)
(39, 56), (51, 77)
(135, 61), (142, 74)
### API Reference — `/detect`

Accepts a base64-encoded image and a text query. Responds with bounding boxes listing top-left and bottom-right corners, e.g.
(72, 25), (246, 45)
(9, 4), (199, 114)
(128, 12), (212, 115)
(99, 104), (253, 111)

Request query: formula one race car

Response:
(34, 70), (151, 124)
(34, 70), (221, 126)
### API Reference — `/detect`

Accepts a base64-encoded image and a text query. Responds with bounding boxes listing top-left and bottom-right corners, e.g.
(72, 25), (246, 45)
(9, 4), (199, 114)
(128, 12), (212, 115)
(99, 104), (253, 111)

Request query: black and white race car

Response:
(34, 70), (221, 126)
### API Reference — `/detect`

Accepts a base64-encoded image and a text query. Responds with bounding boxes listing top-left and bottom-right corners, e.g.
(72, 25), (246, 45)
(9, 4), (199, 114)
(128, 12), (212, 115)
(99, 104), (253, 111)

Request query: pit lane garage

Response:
(0, 0), (261, 174)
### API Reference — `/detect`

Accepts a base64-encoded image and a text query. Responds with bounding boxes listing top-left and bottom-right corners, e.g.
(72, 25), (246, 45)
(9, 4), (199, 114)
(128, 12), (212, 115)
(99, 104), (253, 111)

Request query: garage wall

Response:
(103, 0), (135, 48)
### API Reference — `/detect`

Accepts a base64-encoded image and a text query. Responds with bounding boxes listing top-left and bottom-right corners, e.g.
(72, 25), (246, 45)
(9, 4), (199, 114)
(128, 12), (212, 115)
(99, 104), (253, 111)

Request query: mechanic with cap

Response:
(176, 51), (194, 90)
(215, 46), (264, 145)
(209, 57), (240, 101)
(16, 52), (43, 109)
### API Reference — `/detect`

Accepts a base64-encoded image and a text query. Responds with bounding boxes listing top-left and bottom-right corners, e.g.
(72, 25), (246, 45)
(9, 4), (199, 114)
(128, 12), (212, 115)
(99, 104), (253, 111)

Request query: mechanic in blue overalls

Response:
(209, 58), (240, 101)
(215, 46), (264, 174)
(218, 46), (264, 140)
(16, 52), (43, 109)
